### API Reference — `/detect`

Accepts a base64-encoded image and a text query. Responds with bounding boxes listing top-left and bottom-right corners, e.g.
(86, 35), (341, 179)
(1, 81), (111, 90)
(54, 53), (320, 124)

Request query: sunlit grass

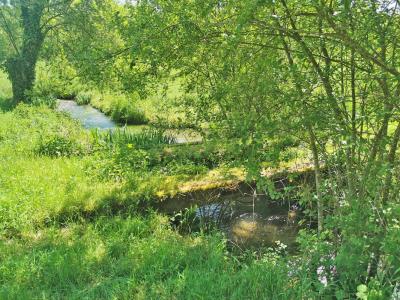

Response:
(0, 214), (308, 299)
(0, 104), (317, 299)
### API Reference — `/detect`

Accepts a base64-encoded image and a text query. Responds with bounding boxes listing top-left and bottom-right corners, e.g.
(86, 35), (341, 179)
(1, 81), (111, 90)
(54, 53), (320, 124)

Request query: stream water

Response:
(158, 188), (302, 252)
(57, 100), (201, 143)
(57, 100), (116, 129)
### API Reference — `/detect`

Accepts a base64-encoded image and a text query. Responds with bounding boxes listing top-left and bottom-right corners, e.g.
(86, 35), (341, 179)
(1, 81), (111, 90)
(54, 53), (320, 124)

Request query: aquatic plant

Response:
(95, 128), (176, 149)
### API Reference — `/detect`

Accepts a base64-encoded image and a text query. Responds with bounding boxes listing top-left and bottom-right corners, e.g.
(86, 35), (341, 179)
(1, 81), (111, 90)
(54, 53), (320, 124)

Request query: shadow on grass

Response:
(0, 212), (303, 299)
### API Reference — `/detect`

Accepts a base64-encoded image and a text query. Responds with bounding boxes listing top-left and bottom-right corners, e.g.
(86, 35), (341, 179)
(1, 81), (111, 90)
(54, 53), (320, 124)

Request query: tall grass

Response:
(94, 127), (176, 149)
(0, 215), (313, 299)
(90, 92), (149, 125)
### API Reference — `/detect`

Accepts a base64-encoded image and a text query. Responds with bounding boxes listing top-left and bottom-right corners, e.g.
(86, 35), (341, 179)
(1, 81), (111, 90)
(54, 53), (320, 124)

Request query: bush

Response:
(0, 70), (13, 110)
(33, 60), (84, 100)
(29, 93), (58, 108)
(36, 135), (82, 157)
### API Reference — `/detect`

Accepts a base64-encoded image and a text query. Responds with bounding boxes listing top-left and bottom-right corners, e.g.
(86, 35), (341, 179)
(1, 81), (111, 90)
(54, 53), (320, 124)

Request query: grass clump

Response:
(91, 92), (149, 125)
(95, 128), (176, 149)
(75, 90), (93, 105)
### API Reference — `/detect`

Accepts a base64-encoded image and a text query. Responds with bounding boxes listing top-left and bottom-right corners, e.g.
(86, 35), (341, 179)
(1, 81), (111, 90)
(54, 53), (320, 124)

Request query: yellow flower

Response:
(127, 144), (133, 149)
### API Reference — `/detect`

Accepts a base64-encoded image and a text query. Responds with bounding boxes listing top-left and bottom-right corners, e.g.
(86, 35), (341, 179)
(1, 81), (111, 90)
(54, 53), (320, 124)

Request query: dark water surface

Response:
(158, 188), (302, 252)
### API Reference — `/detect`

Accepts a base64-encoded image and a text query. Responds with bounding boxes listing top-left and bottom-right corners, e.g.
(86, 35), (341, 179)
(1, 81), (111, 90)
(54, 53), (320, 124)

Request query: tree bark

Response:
(6, 56), (38, 103)
(4, 0), (45, 103)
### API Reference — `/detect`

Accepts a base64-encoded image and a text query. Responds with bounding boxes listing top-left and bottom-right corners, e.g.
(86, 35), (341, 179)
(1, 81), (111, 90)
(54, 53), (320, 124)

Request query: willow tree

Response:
(118, 0), (400, 293)
(0, 0), (75, 103)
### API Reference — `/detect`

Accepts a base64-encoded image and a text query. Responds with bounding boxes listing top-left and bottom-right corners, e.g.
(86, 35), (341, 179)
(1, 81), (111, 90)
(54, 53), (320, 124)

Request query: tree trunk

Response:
(308, 126), (324, 233)
(6, 56), (37, 103)
(4, 0), (45, 103)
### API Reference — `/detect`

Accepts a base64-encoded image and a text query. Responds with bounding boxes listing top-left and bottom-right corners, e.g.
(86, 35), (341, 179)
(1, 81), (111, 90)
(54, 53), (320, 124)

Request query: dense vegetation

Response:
(1, 0), (400, 299)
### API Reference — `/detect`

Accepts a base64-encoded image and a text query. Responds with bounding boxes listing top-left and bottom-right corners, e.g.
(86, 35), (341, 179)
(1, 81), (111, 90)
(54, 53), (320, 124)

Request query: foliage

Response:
(119, 1), (400, 296)
(0, 0), (81, 102)
(2, 0), (400, 298)
(33, 60), (83, 100)
(0, 105), (315, 299)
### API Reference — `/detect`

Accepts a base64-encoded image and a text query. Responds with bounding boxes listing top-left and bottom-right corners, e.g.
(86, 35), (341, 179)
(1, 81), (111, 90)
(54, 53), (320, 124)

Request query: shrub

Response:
(36, 135), (82, 157)
(0, 71), (13, 110)
(33, 61), (84, 100)
(29, 93), (58, 108)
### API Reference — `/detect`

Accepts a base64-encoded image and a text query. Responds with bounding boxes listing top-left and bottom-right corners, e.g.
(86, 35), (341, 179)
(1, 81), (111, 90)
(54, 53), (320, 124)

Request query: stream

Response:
(57, 100), (201, 143)
(57, 100), (116, 129)
(57, 99), (302, 251)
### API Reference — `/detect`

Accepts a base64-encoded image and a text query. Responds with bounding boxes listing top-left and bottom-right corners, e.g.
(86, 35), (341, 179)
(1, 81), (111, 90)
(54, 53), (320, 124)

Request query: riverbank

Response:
(0, 103), (318, 298)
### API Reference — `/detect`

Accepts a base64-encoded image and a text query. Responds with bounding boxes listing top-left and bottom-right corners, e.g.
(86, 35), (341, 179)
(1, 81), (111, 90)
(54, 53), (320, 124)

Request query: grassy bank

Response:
(0, 104), (321, 299)
(77, 80), (184, 126)
(1, 104), (396, 299)
(1, 215), (312, 299)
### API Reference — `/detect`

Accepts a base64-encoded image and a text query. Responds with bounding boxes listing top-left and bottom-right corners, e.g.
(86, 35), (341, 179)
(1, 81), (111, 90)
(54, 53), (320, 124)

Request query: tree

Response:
(120, 0), (400, 289)
(0, 0), (74, 103)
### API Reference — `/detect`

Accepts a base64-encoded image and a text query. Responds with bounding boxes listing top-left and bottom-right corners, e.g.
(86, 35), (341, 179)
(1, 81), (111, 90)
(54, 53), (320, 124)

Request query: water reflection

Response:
(162, 189), (302, 252)
(196, 194), (299, 251)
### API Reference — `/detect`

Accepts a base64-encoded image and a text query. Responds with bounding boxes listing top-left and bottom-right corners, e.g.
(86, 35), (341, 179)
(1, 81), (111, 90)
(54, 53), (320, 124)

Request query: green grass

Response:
(0, 104), (318, 299)
(0, 215), (312, 299)
(88, 91), (149, 125)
